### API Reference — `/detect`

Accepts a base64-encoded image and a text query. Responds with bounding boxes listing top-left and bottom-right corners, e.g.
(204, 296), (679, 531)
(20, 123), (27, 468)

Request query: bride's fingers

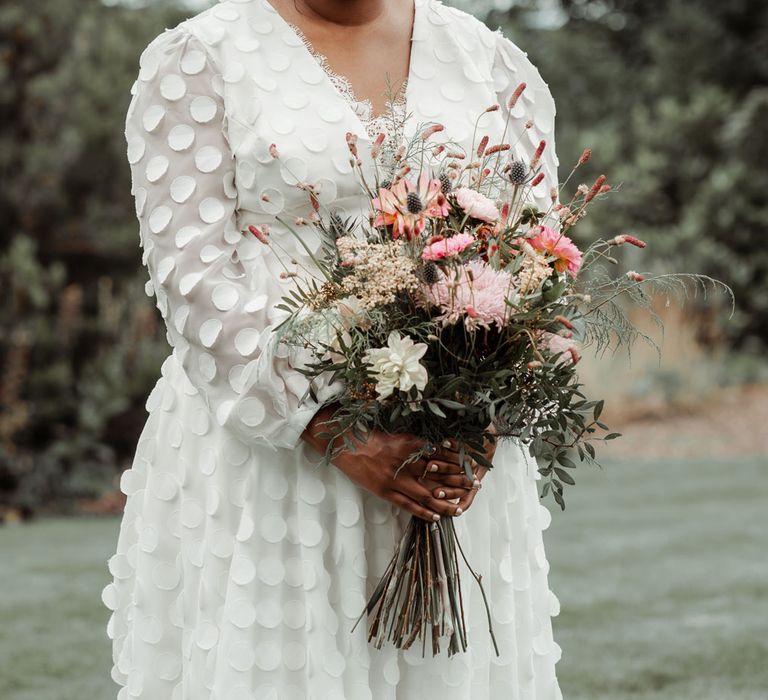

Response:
(418, 459), (465, 476)
(424, 473), (478, 488)
(387, 491), (442, 522)
(396, 479), (463, 517)
(431, 485), (472, 500)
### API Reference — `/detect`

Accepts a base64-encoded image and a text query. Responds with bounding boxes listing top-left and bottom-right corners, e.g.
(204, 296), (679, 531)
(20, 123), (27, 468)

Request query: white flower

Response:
(362, 331), (429, 399)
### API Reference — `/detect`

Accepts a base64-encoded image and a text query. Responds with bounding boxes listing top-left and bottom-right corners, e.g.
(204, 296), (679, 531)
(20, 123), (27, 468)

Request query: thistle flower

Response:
(438, 171), (452, 195)
(506, 159), (528, 185)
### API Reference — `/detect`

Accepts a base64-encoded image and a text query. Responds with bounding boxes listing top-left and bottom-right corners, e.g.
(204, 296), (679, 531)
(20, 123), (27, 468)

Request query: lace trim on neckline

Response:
(286, 21), (408, 138)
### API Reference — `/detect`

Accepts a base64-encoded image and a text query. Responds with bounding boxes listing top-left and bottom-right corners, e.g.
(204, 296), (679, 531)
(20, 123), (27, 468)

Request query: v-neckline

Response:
(261, 0), (420, 142)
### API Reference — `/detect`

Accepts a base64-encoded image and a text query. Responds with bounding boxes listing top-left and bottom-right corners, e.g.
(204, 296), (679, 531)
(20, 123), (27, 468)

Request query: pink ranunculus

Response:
(528, 225), (583, 278)
(421, 232), (475, 261)
(453, 187), (500, 222)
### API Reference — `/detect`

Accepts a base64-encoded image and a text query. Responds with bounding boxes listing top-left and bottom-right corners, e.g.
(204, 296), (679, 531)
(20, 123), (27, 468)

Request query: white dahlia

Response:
(362, 331), (429, 399)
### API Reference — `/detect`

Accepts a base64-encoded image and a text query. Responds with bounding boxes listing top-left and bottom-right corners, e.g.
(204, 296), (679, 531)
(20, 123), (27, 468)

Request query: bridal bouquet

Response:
(247, 85), (731, 657)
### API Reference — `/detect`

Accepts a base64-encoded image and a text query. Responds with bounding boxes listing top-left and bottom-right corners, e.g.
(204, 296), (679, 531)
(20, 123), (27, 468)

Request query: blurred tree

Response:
(0, 0), (765, 513)
(0, 0), (185, 515)
(487, 0), (767, 349)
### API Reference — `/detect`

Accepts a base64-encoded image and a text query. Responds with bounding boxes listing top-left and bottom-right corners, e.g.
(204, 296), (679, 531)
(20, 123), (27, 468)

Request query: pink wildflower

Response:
(528, 225), (583, 278)
(541, 331), (580, 366)
(453, 187), (500, 222)
(421, 232), (475, 261)
(372, 171), (449, 240)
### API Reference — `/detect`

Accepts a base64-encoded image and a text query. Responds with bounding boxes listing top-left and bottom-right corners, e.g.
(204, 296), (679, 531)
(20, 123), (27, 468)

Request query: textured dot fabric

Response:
(104, 1), (563, 698)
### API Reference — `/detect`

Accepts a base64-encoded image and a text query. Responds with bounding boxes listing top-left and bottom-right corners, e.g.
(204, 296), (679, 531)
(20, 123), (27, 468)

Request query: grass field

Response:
(1, 456), (766, 700)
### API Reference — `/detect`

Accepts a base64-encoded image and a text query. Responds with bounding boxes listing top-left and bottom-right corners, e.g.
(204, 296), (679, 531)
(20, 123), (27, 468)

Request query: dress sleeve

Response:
(126, 26), (331, 451)
(492, 31), (560, 223)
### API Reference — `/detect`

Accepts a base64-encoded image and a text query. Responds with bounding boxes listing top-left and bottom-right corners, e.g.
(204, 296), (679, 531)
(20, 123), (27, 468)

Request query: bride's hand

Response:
(420, 436), (496, 513)
(302, 408), (468, 522)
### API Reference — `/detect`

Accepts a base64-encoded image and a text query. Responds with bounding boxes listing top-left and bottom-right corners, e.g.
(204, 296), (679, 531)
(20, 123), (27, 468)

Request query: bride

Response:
(103, 0), (563, 697)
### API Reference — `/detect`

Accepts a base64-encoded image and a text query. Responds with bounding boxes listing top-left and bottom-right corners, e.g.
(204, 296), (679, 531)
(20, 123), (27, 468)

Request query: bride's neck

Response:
(277, 0), (389, 28)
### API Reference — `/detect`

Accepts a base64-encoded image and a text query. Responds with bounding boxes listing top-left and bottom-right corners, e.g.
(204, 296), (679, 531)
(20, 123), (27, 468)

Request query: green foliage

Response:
(502, 0), (766, 348)
(0, 1), (188, 511)
(0, 236), (168, 513)
(0, 0), (762, 511)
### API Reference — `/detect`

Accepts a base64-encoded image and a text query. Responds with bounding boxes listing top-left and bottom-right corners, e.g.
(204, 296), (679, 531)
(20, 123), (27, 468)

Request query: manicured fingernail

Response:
(441, 439), (451, 448)
(437, 490), (445, 498)
(472, 479), (481, 488)
(455, 507), (463, 515)
(432, 513), (441, 521)
(429, 463), (439, 472)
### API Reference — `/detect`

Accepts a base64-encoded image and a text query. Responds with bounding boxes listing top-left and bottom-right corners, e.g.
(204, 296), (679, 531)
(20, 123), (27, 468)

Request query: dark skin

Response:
(267, 0), (414, 118)
(302, 405), (495, 522)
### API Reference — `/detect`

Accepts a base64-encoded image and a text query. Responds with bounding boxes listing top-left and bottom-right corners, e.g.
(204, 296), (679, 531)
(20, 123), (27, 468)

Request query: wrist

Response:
(301, 403), (341, 454)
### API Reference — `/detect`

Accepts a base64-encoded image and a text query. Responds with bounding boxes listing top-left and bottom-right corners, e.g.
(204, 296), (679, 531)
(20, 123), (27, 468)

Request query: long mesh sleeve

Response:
(126, 25), (331, 450)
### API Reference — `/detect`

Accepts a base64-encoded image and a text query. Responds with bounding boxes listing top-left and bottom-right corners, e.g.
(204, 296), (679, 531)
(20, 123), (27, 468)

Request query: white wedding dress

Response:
(102, 0), (563, 698)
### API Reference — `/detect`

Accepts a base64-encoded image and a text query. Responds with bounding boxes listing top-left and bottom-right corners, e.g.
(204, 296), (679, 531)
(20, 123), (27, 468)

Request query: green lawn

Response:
(1, 456), (766, 700)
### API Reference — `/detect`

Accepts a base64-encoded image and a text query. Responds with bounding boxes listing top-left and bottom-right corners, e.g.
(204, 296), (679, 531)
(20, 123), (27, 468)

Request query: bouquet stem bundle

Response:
(353, 514), (499, 658)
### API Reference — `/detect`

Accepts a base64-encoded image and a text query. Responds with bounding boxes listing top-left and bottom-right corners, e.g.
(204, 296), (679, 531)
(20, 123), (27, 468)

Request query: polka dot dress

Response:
(104, 1), (563, 698)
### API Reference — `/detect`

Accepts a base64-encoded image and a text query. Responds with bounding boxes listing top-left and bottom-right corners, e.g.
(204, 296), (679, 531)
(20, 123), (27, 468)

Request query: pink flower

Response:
(421, 232), (475, 261)
(541, 331), (580, 365)
(419, 259), (515, 330)
(372, 171), (449, 240)
(528, 225), (583, 278)
(453, 187), (500, 222)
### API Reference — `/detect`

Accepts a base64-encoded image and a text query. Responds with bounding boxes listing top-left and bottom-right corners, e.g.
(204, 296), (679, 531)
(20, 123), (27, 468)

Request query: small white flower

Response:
(362, 331), (429, 399)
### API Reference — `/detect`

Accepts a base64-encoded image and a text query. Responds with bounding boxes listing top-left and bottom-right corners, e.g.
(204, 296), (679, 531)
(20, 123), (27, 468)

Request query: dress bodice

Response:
(283, 20), (410, 144)
(125, 0), (558, 450)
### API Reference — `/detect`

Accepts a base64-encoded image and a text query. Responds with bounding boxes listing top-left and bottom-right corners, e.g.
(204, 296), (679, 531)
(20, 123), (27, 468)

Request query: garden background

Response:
(1, 0), (766, 698)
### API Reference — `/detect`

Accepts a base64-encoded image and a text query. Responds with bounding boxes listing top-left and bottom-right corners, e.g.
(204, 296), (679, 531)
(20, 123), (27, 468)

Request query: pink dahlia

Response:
(419, 259), (515, 330)
(421, 232), (475, 261)
(528, 225), (583, 278)
(453, 187), (500, 222)
(372, 171), (449, 240)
